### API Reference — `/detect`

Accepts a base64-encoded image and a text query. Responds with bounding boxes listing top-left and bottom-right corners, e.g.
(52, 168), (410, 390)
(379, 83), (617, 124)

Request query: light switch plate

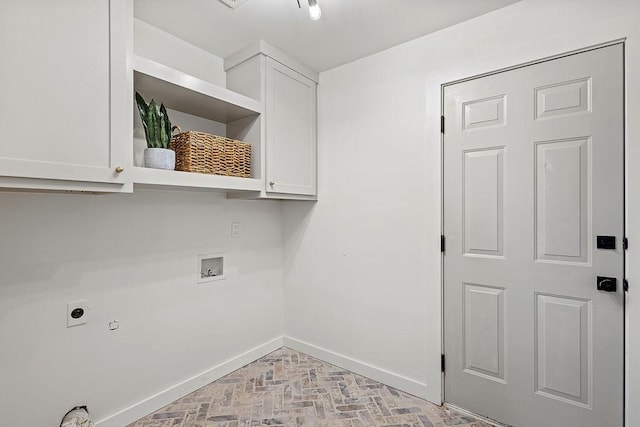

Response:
(231, 222), (240, 238)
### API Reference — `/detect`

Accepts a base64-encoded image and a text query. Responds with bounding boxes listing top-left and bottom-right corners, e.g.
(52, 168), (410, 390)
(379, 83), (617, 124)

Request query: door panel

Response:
(443, 44), (623, 427)
(535, 77), (591, 119)
(535, 138), (590, 263)
(535, 293), (591, 407)
(463, 95), (507, 130)
(463, 283), (506, 382)
(463, 148), (505, 256)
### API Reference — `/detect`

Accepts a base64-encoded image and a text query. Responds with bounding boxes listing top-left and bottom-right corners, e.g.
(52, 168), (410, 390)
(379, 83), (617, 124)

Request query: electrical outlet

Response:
(67, 300), (88, 327)
(231, 222), (240, 238)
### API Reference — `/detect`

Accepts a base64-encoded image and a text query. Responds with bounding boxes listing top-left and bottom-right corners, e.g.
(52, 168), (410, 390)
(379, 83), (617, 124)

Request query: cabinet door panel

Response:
(0, 0), (129, 187)
(265, 58), (316, 196)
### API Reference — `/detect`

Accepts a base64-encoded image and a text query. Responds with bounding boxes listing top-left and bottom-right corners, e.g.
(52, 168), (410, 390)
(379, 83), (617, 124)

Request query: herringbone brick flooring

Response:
(128, 347), (490, 427)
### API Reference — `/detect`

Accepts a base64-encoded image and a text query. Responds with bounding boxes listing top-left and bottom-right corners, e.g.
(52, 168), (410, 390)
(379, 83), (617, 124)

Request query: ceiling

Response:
(134, 0), (520, 72)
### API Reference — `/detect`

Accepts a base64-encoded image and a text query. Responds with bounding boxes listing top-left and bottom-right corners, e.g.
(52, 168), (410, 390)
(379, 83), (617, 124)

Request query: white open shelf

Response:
(133, 55), (262, 122)
(132, 167), (262, 192)
(132, 55), (263, 193)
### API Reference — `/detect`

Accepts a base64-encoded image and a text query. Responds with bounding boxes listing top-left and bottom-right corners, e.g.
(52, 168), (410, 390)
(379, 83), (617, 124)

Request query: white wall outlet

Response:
(231, 222), (240, 238)
(198, 253), (225, 284)
(67, 300), (88, 327)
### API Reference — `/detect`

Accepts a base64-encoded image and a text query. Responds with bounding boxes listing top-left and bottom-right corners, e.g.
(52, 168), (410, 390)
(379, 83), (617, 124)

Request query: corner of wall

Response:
(96, 337), (284, 427)
(133, 18), (226, 86)
(283, 337), (434, 403)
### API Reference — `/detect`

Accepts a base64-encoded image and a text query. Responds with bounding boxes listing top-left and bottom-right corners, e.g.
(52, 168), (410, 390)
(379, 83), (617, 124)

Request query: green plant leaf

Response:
(135, 92), (148, 119)
(160, 103), (171, 149)
(154, 102), (163, 148)
(159, 113), (168, 149)
(135, 92), (151, 144)
(147, 100), (158, 148)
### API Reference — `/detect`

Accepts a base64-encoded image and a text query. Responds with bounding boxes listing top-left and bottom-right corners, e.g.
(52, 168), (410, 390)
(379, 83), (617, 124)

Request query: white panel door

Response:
(265, 57), (317, 196)
(443, 44), (624, 427)
(0, 0), (130, 188)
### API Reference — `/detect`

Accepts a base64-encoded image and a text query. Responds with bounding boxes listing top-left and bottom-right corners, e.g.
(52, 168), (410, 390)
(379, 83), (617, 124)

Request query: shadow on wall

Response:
(282, 200), (317, 273)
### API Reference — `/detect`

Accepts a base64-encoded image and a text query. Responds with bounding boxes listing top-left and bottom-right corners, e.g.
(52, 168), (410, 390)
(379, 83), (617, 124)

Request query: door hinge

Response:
(624, 237), (629, 250)
(441, 354), (445, 373)
(624, 279), (629, 292)
(441, 235), (445, 253)
(441, 115), (445, 134)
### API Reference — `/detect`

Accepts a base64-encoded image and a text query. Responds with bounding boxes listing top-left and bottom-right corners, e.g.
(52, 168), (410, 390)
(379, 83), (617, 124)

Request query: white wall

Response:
(283, 0), (640, 416)
(0, 25), (284, 427)
(0, 191), (283, 426)
(134, 18), (226, 86)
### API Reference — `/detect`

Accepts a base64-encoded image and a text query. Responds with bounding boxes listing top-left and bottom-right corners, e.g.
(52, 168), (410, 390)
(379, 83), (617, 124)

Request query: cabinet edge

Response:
(223, 40), (319, 83)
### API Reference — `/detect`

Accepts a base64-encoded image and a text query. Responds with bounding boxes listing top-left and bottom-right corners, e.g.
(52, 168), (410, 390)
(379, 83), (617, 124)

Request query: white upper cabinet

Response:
(0, 0), (132, 192)
(225, 41), (318, 199)
(265, 58), (317, 196)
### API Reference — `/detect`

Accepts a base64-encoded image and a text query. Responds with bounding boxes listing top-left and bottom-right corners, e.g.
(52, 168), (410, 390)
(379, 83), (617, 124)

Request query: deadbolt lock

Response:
(597, 276), (617, 292)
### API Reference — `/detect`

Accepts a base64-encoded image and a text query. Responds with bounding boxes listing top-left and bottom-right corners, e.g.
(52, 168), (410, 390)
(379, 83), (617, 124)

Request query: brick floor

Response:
(128, 347), (491, 427)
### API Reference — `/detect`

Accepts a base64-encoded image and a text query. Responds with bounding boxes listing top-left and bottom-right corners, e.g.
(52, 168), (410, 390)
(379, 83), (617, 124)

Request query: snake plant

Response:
(135, 92), (172, 149)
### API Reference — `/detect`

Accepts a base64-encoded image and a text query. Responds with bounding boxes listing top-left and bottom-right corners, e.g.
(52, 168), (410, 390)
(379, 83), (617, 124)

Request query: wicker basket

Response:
(169, 129), (252, 178)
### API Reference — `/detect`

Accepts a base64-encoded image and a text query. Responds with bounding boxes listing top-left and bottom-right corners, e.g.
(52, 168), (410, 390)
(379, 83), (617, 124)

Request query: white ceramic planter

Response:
(144, 148), (175, 170)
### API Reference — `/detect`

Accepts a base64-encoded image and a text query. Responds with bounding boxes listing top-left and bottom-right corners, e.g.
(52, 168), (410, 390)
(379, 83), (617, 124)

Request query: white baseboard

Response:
(96, 337), (284, 427)
(283, 336), (429, 400)
(97, 336), (432, 426)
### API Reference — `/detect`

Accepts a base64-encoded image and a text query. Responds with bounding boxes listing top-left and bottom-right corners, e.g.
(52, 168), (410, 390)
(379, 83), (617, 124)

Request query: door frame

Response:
(439, 39), (627, 423)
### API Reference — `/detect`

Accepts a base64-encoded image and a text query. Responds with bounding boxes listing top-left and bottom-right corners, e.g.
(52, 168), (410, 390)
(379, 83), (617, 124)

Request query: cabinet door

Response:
(265, 58), (317, 196)
(0, 0), (131, 190)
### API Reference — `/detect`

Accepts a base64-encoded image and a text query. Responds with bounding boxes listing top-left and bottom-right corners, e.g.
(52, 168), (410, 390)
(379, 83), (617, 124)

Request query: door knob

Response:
(115, 166), (124, 173)
(597, 276), (617, 292)
(269, 181), (275, 187)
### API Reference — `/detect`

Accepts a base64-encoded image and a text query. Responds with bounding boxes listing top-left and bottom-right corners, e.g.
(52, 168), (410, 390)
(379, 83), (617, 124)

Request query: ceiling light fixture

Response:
(308, 0), (322, 20)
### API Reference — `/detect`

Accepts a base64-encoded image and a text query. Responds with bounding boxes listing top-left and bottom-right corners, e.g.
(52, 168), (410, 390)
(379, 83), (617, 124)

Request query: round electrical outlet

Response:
(71, 308), (85, 319)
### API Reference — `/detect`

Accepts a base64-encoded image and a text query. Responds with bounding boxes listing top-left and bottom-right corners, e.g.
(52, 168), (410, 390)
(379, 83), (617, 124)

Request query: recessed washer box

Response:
(198, 253), (225, 284)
